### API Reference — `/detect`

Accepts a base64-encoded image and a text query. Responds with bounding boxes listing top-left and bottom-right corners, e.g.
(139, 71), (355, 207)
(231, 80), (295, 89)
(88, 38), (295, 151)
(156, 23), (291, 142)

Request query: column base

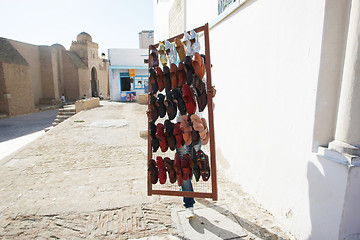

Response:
(329, 140), (360, 157)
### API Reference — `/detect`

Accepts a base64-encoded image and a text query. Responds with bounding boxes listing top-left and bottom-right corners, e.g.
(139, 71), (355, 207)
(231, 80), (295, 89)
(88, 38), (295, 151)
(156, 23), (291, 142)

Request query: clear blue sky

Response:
(0, 0), (154, 56)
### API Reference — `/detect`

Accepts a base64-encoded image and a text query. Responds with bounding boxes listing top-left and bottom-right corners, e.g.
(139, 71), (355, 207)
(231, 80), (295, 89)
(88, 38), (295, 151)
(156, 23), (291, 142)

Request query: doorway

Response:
(121, 77), (131, 91)
(91, 67), (98, 97)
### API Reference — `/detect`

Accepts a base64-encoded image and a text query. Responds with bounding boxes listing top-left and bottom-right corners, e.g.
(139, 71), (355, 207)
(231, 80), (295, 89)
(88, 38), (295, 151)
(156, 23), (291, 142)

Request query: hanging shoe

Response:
(158, 42), (168, 67)
(156, 156), (167, 184)
(155, 67), (164, 92)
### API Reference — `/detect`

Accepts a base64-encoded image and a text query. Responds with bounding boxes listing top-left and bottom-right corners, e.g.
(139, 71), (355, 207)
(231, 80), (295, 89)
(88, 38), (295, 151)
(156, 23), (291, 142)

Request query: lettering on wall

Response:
(218, 0), (237, 15)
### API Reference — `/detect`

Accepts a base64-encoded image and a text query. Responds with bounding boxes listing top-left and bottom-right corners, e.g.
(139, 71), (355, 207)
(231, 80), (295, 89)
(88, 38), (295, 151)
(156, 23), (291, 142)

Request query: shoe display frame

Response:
(147, 23), (218, 201)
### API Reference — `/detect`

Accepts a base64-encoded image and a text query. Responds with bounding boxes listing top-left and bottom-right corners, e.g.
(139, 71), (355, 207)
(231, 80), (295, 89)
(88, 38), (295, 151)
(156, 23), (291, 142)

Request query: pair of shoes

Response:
(185, 207), (195, 219)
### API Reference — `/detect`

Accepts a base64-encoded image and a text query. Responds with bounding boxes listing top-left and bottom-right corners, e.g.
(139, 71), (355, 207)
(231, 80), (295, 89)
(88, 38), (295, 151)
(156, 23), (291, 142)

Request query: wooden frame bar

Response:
(147, 23), (217, 201)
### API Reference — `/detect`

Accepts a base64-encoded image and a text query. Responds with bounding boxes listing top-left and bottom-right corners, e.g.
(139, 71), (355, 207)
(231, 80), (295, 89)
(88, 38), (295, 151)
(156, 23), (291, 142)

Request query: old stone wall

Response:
(61, 52), (80, 101)
(8, 40), (42, 105)
(2, 62), (34, 115)
(0, 63), (9, 115)
(78, 68), (90, 99)
(98, 61), (109, 98)
(39, 46), (56, 100)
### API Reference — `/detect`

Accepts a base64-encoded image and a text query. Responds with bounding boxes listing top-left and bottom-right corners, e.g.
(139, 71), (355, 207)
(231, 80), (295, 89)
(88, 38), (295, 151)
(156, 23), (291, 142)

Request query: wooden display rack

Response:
(147, 23), (217, 201)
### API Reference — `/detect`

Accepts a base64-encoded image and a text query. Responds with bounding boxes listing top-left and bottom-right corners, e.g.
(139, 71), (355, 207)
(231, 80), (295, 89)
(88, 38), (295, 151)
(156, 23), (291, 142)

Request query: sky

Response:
(0, 0), (154, 56)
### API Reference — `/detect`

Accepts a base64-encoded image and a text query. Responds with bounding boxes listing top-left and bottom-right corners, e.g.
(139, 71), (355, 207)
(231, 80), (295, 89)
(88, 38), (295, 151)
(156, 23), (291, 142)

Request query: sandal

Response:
(149, 94), (159, 122)
(149, 45), (159, 68)
(190, 146), (201, 182)
(164, 157), (177, 184)
(163, 65), (171, 94)
(155, 67), (164, 92)
(192, 52), (205, 79)
(149, 68), (158, 94)
(182, 84), (196, 115)
(181, 154), (193, 181)
(196, 150), (210, 181)
(156, 123), (168, 152)
(177, 62), (186, 87)
(165, 40), (178, 65)
(164, 120), (176, 151)
(180, 115), (192, 146)
(183, 31), (192, 56)
(173, 122), (184, 148)
(175, 38), (186, 62)
(193, 74), (207, 112)
(184, 56), (195, 85)
(165, 91), (177, 120)
(156, 93), (166, 118)
(170, 63), (178, 90)
(149, 121), (160, 152)
(172, 88), (187, 115)
(190, 30), (200, 54)
(158, 42), (168, 67)
(156, 156), (167, 184)
(148, 159), (158, 184)
(174, 153), (183, 186)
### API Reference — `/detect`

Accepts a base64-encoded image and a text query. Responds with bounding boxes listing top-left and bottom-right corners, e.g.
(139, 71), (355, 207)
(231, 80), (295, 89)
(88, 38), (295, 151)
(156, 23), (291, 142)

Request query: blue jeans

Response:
(176, 142), (202, 208)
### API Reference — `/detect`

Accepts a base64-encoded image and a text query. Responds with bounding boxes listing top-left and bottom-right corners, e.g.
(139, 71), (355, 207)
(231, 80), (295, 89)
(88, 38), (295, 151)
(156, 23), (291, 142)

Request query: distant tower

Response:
(138, 30), (154, 49)
(70, 32), (99, 65)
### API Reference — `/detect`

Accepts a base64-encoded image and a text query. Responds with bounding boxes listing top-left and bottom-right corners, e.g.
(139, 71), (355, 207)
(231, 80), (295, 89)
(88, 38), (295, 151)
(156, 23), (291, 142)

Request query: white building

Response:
(154, 0), (360, 239)
(108, 48), (149, 102)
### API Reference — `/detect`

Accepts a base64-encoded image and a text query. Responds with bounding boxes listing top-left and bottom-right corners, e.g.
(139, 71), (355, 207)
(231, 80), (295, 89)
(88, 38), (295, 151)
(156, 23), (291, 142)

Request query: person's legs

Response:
(176, 145), (196, 210)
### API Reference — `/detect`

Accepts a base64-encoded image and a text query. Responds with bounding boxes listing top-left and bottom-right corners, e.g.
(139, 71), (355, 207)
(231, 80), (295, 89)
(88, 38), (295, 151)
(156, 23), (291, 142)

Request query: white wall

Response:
(207, 1), (326, 238)
(153, 0), (357, 239)
(108, 48), (148, 66)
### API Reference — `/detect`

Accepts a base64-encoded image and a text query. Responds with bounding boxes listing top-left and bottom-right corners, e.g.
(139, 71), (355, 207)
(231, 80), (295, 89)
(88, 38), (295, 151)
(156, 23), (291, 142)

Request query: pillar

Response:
(329, 0), (360, 156)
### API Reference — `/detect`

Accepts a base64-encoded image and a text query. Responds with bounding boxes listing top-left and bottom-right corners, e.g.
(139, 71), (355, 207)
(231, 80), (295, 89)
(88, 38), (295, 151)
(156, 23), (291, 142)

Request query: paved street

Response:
(0, 102), (295, 239)
(0, 109), (58, 142)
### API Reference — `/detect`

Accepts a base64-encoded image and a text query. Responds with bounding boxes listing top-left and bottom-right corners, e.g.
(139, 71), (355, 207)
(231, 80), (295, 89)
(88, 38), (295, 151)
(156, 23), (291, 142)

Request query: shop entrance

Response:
(121, 77), (131, 91)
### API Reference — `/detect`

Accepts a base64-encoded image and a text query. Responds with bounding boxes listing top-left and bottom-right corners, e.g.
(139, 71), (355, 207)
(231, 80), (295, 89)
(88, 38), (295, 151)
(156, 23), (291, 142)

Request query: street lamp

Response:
(101, 52), (105, 60)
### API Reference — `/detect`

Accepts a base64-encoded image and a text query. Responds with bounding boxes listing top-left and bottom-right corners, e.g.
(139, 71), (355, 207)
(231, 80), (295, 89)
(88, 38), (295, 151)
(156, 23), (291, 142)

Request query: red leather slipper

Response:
(156, 123), (168, 152)
(177, 62), (186, 87)
(181, 154), (193, 181)
(155, 66), (164, 92)
(156, 156), (167, 184)
(170, 63), (178, 90)
(164, 157), (177, 184)
(173, 122), (184, 148)
(182, 84), (196, 115)
(174, 153), (183, 186)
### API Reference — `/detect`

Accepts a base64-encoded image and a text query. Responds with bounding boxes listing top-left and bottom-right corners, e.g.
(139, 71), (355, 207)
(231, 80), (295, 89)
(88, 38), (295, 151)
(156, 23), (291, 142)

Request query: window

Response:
(133, 75), (148, 89)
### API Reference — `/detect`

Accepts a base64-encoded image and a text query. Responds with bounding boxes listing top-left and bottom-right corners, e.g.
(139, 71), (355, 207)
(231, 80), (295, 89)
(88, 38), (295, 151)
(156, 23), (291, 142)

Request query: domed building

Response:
(0, 33), (109, 116)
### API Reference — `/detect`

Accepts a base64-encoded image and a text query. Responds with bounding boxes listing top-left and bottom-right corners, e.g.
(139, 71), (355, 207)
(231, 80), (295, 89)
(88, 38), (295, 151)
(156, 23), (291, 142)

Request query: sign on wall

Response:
(129, 69), (136, 77)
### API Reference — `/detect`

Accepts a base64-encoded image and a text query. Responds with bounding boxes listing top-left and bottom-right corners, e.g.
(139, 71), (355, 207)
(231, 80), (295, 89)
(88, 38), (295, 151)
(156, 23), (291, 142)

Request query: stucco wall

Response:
(2, 62), (34, 115)
(208, 1), (326, 238)
(152, 0), (356, 238)
(8, 40), (42, 105)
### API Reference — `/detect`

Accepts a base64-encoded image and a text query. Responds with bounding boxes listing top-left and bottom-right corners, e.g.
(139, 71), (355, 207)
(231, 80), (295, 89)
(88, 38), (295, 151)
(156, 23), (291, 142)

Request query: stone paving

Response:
(0, 101), (296, 240)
